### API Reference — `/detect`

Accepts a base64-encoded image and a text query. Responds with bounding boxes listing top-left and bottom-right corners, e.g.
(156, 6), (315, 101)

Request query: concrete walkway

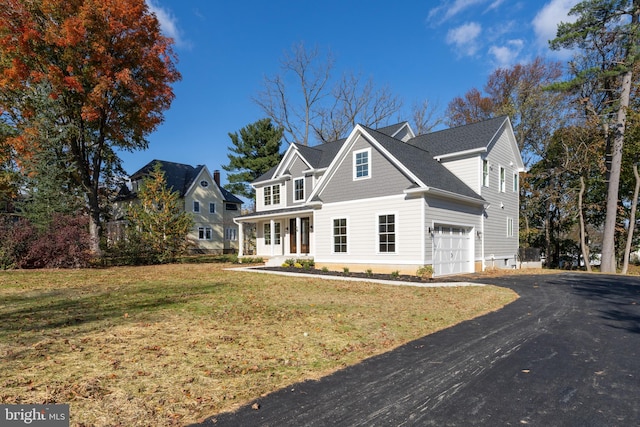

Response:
(226, 266), (484, 288)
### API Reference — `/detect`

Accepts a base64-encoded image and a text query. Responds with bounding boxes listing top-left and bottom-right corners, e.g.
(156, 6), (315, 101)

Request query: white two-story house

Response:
(235, 117), (524, 276)
(114, 160), (243, 254)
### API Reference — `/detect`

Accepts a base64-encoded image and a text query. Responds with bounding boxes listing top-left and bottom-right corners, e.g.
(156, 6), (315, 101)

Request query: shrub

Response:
(343, 267), (350, 274)
(283, 258), (296, 267)
(0, 214), (92, 269)
(416, 265), (434, 279)
(294, 262), (303, 268)
(391, 270), (400, 278)
(321, 266), (329, 272)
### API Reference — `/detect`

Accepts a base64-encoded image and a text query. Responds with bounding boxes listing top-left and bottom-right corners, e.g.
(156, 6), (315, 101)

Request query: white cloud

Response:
(532, 0), (579, 53)
(446, 22), (483, 56)
(489, 39), (524, 67)
(145, 0), (185, 47)
(428, 0), (488, 24)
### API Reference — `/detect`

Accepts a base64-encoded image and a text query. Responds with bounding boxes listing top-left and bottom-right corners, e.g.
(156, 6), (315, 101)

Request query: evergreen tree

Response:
(549, 0), (640, 272)
(125, 162), (193, 263)
(223, 118), (284, 201)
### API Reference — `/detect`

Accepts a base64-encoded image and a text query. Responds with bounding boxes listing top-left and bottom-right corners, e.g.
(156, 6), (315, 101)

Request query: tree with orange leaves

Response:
(0, 0), (180, 254)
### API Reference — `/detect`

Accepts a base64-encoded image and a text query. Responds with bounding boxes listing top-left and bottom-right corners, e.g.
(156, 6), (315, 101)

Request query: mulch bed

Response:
(259, 266), (465, 283)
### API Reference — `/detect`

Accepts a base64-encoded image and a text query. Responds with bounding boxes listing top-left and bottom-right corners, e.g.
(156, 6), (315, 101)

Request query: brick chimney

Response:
(213, 170), (221, 186)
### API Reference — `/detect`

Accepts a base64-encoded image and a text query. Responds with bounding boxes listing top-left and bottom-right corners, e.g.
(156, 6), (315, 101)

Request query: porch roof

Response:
(234, 205), (316, 222)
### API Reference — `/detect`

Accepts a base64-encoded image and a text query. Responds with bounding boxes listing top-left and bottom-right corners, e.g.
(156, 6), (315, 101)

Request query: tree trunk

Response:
(622, 164), (639, 274)
(578, 176), (592, 272)
(600, 68), (633, 273)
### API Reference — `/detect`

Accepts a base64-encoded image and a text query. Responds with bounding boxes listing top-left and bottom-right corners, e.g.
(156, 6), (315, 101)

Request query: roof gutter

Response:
(434, 147), (487, 161)
(404, 186), (487, 207)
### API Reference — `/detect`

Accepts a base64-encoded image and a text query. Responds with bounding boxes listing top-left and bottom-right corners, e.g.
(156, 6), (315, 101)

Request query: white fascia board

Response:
(254, 174), (291, 187)
(234, 207), (316, 223)
(358, 127), (426, 187)
(434, 147), (487, 161)
(184, 165), (211, 196)
(306, 125), (364, 201)
(404, 186), (487, 207)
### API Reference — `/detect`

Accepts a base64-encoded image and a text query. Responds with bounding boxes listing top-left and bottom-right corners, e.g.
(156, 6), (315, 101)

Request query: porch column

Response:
(296, 217), (301, 256)
(236, 220), (244, 257)
(270, 219), (275, 257)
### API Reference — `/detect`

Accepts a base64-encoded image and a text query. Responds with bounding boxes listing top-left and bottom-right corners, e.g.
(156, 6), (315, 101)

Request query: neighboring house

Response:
(113, 160), (243, 254)
(234, 116), (525, 277)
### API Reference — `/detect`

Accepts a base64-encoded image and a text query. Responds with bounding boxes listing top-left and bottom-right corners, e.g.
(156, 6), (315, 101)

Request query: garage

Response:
(432, 225), (473, 276)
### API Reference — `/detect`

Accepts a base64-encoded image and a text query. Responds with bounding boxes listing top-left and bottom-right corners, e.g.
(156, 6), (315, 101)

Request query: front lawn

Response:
(0, 263), (517, 426)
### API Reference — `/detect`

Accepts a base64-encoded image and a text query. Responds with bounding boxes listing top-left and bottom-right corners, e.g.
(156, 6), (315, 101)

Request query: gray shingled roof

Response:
(128, 160), (243, 204)
(252, 118), (510, 202)
(408, 116), (508, 156)
(362, 127), (484, 201)
(375, 122), (409, 138)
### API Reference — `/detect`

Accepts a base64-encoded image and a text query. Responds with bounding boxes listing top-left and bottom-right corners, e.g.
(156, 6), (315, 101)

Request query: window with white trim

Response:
(264, 186), (272, 206)
(274, 222), (281, 244)
(483, 160), (489, 187)
(264, 223), (271, 245)
(499, 166), (506, 192)
(209, 202), (215, 214)
(513, 173), (518, 192)
(272, 185), (280, 204)
(507, 217), (514, 237)
(333, 218), (347, 253)
(294, 178), (304, 201)
(225, 228), (237, 241)
(378, 214), (396, 253)
(353, 148), (370, 180)
(193, 200), (200, 213)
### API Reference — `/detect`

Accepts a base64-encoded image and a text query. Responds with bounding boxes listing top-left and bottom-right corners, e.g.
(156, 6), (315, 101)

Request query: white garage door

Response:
(433, 225), (472, 276)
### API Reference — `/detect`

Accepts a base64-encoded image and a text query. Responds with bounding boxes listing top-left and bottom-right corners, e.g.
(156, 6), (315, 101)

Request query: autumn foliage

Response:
(0, 0), (181, 253)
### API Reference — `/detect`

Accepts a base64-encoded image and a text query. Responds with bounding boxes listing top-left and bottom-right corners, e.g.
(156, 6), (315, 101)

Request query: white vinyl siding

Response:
(315, 195), (422, 267)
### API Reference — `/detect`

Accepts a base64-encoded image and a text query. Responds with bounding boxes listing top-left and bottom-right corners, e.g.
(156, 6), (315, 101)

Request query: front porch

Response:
(235, 208), (315, 259)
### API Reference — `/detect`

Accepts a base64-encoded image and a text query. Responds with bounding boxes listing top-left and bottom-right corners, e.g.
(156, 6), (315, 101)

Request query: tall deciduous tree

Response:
(223, 118), (283, 201)
(550, 0), (640, 273)
(0, 0), (181, 255)
(255, 42), (406, 145)
(125, 162), (193, 264)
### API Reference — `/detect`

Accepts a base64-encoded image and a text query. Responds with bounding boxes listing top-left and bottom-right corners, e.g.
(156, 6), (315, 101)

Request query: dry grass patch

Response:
(0, 264), (517, 426)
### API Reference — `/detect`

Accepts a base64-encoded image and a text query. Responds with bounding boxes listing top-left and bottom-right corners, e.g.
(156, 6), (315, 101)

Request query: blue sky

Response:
(119, 0), (579, 182)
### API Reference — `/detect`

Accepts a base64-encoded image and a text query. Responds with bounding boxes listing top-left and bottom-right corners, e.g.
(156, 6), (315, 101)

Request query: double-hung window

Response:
(333, 218), (347, 253)
(209, 202), (216, 214)
(264, 186), (272, 206)
(274, 222), (281, 245)
(294, 178), (304, 201)
(198, 227), (212, 240)
(353, 148), (370, 180)
(513, 173), (518, 192)
(499, 167), (506, 192)
(379, 214), (396, 253)
(272, 185), (280, 204)
(193, 201), (200, 213)
(507, 217), (514, 237)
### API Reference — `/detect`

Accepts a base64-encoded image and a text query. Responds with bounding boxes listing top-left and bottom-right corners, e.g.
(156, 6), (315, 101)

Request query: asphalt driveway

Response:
(192, 273), (640, 426)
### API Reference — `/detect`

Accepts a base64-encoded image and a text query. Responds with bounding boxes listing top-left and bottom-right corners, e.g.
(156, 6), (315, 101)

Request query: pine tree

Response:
(223, 118), (284, 201)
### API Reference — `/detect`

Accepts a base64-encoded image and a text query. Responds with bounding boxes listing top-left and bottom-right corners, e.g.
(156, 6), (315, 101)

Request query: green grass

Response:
(0, 264), (517, 426)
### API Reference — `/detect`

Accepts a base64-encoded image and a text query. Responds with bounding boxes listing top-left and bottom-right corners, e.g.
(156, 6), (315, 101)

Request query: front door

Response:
(289, 218), (297, 254)
(300, 217), (310, 254)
